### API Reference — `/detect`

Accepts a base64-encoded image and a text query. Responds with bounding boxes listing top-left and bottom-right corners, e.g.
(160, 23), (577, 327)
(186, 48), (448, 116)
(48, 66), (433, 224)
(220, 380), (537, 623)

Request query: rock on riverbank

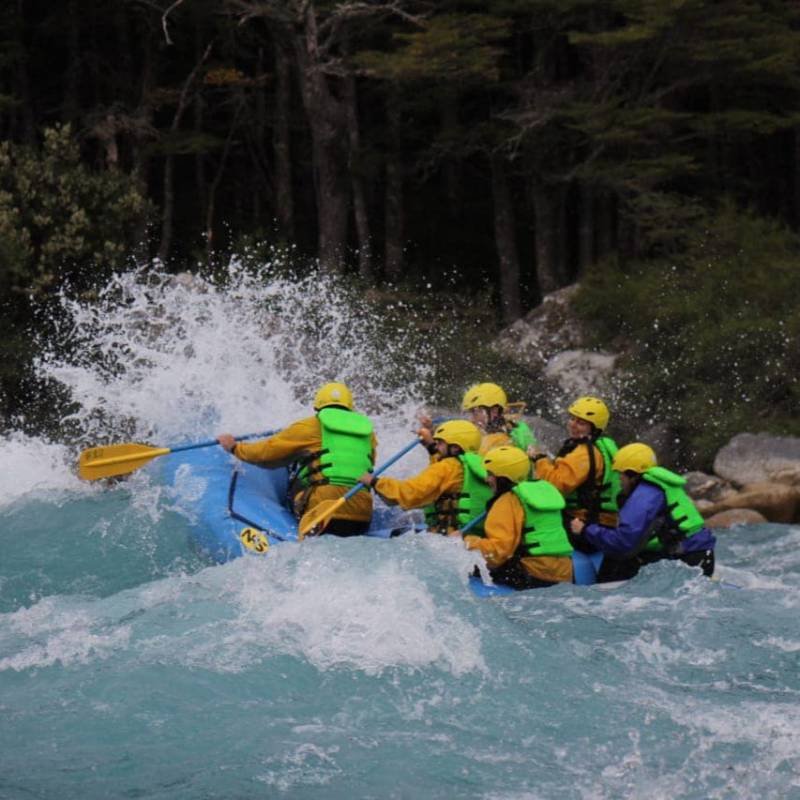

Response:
(691, 433), (800, 528)
(492, 284), (799, 529)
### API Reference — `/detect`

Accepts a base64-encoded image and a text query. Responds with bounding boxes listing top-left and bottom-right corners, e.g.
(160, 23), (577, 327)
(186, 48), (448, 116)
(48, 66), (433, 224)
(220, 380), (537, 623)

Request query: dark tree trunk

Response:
(131, 27), (155, 261)
(344, 71), (371, 280)
(490, 152), (521, 323)
(794, 127), (800, 230)
(273, 37), (294, 243)
(617, 198), (640, 260)
(206, 106), (239, 260)
(293, 7), (349, 272)
(63, 0), (80, 125)
(578, 183), (595, 274)
(441, 92), (460, 218)
(14, 0), (35, 143)
(159, 159), (176, 262)
(532, 183), (559, 296)
(596, 190), (616, 260)
(157, 41), (213, 263)
(194, 93), (208, 239)
(555, 183), (568, 284)
(194, 26), (208, 242)
(384, 102), (404, 281)
(384, 160), (404, 281)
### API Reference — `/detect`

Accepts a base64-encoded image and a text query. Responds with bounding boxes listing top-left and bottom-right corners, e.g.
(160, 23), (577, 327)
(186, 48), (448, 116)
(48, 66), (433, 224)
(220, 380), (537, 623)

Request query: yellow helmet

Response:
(313, 382), (354, 411)
(568, 396), (610, 431)
(432, 420), (482, 453)
(482, 446), (531, 484)
(461, 382), (508, 410)
(612, 443), (657, 474)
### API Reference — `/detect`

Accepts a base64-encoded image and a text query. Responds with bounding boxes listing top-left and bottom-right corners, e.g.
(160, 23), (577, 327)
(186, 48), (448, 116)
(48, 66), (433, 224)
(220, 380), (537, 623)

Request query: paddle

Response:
(459, 510), (487, 535)
(77, 430), (275, 481)
(298, 437), (422, 537)
(710, 574), (743, 590)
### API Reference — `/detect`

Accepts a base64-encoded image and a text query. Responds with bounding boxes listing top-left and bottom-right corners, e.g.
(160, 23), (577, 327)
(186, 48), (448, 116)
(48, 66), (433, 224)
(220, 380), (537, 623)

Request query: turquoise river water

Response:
(1, 264), (798, 799)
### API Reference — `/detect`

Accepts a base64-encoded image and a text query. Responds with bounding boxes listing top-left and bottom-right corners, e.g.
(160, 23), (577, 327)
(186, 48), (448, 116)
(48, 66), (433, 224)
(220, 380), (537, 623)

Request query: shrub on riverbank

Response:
(0, 125), (153, 429)
(576, 203), (800, 466)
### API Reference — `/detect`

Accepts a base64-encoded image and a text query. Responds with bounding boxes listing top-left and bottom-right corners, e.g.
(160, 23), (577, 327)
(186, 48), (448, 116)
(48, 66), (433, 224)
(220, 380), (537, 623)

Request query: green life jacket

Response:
(509, 420), (537, 450)
(424, 453), (493, 535)
(563, 435), (620, 521)
(513, 480), (571, 558)
(636, 466), (706, 553)
(595, 436), (621, 515)
(297, 407), (373, 488)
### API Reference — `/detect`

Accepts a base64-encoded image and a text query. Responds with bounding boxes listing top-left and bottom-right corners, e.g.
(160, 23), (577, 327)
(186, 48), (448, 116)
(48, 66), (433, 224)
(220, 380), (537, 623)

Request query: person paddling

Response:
(358, 420), (492, 536)
(416, 382), (536, 458)
(461, 382), (537, 454)
(569, 443), (716, 577)
(217, 382), (376, 536)
(528, 396), (620, 528)
(463, 446), (573, 589)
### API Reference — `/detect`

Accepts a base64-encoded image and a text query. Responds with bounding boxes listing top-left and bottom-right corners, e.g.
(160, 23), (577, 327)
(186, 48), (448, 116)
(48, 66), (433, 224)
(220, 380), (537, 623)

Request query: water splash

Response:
(33, 258), (436, 450)
(0, 432), (86, 507)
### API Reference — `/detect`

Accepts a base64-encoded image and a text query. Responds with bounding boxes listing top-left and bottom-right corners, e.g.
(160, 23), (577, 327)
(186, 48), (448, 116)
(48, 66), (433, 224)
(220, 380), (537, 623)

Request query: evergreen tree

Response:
(564, 0), (800, 254)
(0, 124), (151, 297)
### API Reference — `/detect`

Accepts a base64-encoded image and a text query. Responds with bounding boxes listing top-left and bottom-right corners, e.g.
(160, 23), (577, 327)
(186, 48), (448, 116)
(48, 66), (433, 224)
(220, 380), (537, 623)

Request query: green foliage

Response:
(355, 14), (510, 84)
(0, 124), (152, 298)
(1, 0), (799, 452)
(0, 93), (18, 112)
(576, 202), (800, 465)
(624, 191), (709, 254)
(345, 275), (547, 415)
(147, 130), (226, 157)
(565, 0), (800, 209)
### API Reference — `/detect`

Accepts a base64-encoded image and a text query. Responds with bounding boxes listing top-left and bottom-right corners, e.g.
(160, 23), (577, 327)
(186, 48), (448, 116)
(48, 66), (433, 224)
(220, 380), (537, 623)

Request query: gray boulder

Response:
(491, 283), (628, 428)
(492, 285), (586, 371)
(542, 349), (619, 401)
(705, 508), (768, 528)
(684, 471), (736, 502)
(713, 433), (800, 487)
(703, 481), (800, 524)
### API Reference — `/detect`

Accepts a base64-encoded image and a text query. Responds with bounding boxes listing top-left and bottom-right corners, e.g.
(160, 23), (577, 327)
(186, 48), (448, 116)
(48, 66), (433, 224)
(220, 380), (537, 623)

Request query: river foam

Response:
(0, 259), (798, 799)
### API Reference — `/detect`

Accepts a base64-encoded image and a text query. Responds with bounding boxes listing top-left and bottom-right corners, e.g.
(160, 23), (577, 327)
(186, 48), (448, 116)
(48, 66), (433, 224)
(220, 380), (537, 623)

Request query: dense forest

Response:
(2, 1), (800, 458)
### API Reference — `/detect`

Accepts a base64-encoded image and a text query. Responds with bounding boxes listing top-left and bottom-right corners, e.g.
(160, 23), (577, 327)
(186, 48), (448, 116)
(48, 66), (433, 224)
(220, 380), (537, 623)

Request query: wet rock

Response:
(492, 285), (587, 371)
(694, 498), (716, 516)
(491, 283), (629, 421)
(769, 464), (800, 486)
(684, 471), (736, 502)
(704, 481), (800, 524)
(542, 349), (619, 399)
(705, 508), (768, 528)
(713, 433), (800, 487)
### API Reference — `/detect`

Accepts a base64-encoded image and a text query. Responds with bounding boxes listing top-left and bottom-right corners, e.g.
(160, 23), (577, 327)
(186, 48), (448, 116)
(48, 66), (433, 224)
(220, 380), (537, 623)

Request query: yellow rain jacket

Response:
(373, 457), (463, 532)
(534, 443), (617, 526)
(232, 416), (376, 524)
(478, 430), (512, 456)
(464, 492), (573, 584)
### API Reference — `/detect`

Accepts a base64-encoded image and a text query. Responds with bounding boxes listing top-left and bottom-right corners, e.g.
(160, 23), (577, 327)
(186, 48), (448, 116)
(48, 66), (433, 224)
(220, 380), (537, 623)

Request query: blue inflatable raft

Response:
(157, 447), (601, 596)
(157, 446), (416, 558)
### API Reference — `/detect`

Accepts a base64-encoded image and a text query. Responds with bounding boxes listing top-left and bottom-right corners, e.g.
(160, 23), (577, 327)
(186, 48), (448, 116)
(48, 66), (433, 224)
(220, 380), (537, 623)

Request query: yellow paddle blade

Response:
(78, 443), (171, 481)
(298, 497), (345, 538)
